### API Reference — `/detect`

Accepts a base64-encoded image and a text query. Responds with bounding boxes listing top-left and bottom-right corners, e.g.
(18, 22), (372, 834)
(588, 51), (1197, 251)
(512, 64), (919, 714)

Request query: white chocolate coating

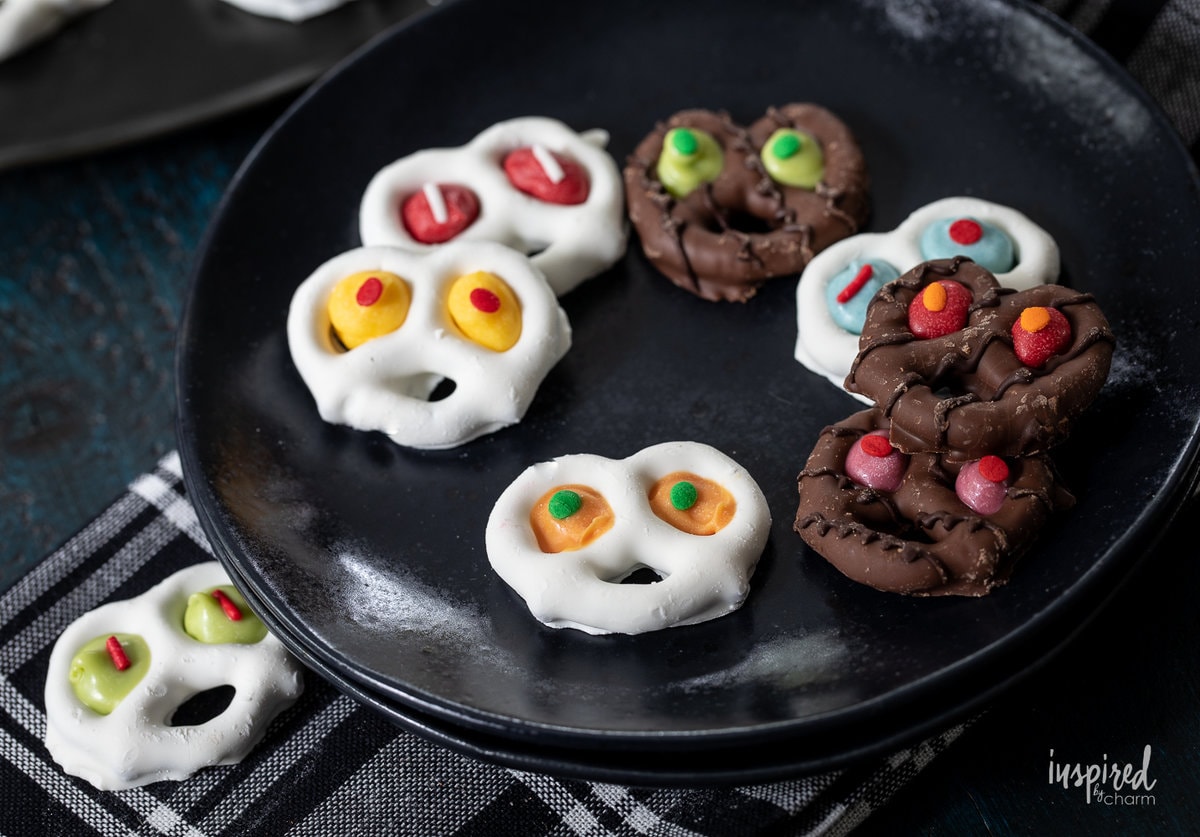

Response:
(0, 0), (110, 62)
(217, 0), (355, 23)
(359, 116), (627, 296)
(287, 242), (571, 449)
(794, 196), (1060, 398)
(486, 441), (771, 636)
(44, 562), (304, 791)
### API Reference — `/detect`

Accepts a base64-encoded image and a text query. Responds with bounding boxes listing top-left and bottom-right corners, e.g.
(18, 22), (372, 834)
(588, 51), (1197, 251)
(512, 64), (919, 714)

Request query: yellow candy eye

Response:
(446, 271), (522, 352)
(327, 270), (411, 350)
(529, 485), (615, 553)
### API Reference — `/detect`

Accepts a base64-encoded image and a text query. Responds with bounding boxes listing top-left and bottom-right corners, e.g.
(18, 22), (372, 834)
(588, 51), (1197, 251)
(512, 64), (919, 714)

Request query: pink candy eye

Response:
(845, 431), (908, 493)
(956, 456), (1010, 515)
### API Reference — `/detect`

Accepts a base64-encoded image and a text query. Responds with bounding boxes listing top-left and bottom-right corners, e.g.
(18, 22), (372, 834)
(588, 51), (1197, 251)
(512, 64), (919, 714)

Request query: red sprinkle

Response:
(212, 589), (243, 622)
(861, 434), (893, 458)
(949, 218), (983, 245)
(469, 287), (501, 313)
(355, 276), (383, 307)
(836, 264), (875, 304)
(978, 455), (1010, 483)
(105, 636), (131, 672)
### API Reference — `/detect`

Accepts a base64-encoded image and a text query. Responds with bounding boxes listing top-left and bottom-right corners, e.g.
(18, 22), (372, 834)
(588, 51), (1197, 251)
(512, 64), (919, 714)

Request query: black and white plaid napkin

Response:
(1, 453), (967, 836)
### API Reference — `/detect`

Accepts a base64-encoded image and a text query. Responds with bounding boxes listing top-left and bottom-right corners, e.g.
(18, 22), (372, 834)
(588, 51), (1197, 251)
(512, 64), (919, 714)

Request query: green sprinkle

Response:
(772, 132), (801, 159)
(670, 481), (698, 511)
(670, 128), (699, 156)
(548, 489), (583, 520)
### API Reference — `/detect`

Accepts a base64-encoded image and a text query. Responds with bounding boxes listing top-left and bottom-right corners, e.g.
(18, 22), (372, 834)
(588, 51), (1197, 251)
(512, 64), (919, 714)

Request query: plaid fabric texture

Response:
(0, 454), (968, 836)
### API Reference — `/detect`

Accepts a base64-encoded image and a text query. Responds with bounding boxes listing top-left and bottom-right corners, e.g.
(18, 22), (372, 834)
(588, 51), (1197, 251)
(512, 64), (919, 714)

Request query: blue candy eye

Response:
(825, 260), (899, 334)
(919, 216), (1015, 273)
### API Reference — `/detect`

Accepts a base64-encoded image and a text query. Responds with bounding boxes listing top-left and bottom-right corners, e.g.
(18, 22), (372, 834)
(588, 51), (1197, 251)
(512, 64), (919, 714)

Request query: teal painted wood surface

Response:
(0, 103), (282, 590)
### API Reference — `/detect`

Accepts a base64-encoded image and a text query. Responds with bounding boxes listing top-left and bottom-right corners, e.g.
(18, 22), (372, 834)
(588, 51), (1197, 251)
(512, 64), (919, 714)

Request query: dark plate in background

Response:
(177, 0), (1200, 783)
(0, 0), (430, 171)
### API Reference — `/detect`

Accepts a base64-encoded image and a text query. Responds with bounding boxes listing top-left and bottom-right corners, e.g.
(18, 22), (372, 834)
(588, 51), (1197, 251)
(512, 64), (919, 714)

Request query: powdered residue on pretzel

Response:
(846, 258), (1114, 460)
(624, 103), (870, 302)
(794, 409), (1074, 596)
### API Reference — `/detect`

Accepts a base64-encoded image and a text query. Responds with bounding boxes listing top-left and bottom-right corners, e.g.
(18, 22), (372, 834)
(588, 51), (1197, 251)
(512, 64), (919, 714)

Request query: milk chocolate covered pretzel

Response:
(794, 409), (1074, 596)
(624, 103), (870, 302)
(846, 258), (1114, 459)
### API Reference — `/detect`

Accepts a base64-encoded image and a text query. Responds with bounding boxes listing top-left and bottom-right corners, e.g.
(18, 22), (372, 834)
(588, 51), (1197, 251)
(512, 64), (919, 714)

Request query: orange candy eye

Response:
(648, 471), (736, 535)
(446, 271), (523, 351)
(327, 271), (411, 349)
(529, 485), (615, 553)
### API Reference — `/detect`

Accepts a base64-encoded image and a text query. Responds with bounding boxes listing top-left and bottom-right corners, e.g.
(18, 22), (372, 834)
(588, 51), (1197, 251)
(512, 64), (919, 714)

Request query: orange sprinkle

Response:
(923, 281), (948, 312)
(1020, 306), (1051, 333)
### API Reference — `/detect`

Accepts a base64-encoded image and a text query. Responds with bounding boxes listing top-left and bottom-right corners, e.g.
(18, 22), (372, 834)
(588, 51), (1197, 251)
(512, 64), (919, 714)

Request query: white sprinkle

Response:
(422, 182), (448, 224)
(531, 144), (564, 183)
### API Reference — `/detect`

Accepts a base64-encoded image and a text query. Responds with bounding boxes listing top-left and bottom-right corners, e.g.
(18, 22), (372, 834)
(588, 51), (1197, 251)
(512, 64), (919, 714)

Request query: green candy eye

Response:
(548, 489), (583, 520)
(184, 586), (268, 645)
(69, 634), (150, 715)
(669, 480), (698, 511)
(761, 127), (824, 189)
(656, 126), (723, 198)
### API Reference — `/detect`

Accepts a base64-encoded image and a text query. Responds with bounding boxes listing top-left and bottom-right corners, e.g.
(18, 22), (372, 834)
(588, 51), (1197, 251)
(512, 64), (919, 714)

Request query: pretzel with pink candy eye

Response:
(486, 441), (771, 635)
(795, 196), (1061, 396)
(44, 562), (303, 790)
(287, 241), (571, 450)
(359, 116), (627, 297)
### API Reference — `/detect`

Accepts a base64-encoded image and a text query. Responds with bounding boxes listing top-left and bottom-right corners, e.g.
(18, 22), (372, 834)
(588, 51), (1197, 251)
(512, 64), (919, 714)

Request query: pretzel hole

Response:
(614, 566), (664, 585)
(707, 210), (773, 236)
(168, 685), (236, 727)
(377, 372), (456, 402)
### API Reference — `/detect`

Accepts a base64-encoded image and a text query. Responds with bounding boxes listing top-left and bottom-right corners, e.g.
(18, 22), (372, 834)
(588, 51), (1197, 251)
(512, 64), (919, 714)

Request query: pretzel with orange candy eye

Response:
(486, 441), (771, 634)
(845, 258), (1115, 460)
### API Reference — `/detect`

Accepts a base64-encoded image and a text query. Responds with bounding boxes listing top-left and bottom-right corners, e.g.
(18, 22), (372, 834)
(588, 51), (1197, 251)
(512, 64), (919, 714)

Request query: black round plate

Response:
(177, 0), (1200, 782)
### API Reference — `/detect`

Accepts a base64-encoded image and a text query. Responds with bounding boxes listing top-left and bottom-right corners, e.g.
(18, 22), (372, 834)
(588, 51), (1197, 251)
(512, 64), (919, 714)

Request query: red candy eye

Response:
(1012, 306), (1072, 367)
(907, 280), (972, 339)
(401, 183), (480, 244)
(503, 146), (590, 205)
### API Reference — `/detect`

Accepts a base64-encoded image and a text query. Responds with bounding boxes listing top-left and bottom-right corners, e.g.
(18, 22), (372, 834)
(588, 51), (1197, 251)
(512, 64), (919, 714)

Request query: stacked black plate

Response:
(177, 0), (1200, 784)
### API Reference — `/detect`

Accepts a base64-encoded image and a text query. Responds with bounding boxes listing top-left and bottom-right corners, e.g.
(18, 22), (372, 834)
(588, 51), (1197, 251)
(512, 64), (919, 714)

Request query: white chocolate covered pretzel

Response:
(794, 196), (1060, 396)
(487, 441), (771, 635)
(288, 242), (571, 450)
(359, 116), (627, 296)
(44, 562), (303, 790)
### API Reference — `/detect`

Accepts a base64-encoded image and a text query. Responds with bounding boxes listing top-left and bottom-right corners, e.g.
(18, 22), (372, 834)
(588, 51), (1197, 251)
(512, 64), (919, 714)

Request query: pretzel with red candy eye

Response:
(845, 258), (1115, 460)
(794, 409), (1075, 596)
(624, 103), (870, 302)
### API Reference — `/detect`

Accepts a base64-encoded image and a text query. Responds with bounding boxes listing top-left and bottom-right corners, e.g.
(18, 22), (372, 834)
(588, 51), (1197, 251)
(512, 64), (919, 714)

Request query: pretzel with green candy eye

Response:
(624, 103), (870, 302)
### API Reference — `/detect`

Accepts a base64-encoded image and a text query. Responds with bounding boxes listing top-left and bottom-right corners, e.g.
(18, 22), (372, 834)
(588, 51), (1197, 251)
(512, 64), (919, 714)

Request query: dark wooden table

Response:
(3, 71), (1197, 837)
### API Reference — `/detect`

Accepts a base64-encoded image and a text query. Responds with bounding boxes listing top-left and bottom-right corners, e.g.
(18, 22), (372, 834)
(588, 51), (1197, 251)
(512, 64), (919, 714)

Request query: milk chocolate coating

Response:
(794, 409), (1075, 596)
(623, 104), (870, 302)
(846, 258), (1115, 459)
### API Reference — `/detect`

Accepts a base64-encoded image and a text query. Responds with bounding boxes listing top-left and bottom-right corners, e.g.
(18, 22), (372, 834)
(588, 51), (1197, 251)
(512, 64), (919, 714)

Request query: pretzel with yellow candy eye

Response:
(287, 242), (571, 449)
(486, 441), (771, 635)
